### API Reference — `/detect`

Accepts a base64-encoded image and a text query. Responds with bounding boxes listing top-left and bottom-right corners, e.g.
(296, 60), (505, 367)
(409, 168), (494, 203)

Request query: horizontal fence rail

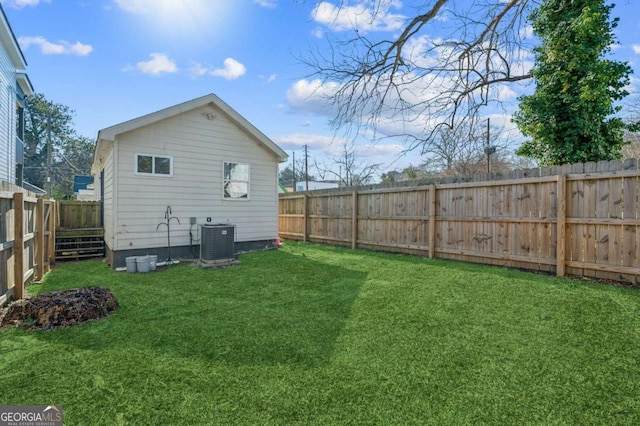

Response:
(279, 160), (640, 284)
(1, 182), (56, 305)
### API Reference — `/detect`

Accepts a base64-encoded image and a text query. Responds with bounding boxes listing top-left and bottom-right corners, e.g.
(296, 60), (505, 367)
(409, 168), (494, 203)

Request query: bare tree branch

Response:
(302, 0), (538, 152)
(314, 140), (381, 186)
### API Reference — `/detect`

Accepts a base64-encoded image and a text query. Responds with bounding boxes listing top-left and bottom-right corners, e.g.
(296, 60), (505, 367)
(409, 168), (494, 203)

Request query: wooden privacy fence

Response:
(1, 185), (55, 305)
(57, 200), (101, 229)
(56, 200), (103, 261)
(279, 160), (640, 284)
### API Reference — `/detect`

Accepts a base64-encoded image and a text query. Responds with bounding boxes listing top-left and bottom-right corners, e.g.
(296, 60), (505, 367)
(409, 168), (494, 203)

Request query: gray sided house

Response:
(0, 4), (33, 185)
(91, 94), (288, 268)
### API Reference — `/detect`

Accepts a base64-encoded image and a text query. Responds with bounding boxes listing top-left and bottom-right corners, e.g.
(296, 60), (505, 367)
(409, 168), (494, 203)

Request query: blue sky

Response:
(3, 0), (640, 177)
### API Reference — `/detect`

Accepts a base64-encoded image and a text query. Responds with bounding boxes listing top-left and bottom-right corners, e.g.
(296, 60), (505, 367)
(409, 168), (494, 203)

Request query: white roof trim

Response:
(16, 72), (33, 95)
(1, 4), (29, 70)
(96, 93), (287, 161)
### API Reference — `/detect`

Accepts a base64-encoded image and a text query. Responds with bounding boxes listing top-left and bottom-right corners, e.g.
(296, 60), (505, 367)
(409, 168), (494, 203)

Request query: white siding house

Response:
(91, 93), (288, 267)
(0, 5), (33, 185)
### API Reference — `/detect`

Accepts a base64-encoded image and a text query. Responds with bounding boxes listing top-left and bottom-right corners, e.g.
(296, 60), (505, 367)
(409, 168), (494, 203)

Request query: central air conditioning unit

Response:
(200, 224), (235, 264)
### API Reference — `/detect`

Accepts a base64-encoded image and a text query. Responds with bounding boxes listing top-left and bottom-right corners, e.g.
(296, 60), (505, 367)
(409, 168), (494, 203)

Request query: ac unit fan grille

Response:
(200, 225), (235, 261)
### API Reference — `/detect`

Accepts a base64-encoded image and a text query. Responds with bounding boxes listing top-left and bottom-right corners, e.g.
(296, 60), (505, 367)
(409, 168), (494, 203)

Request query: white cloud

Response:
(211, 58), (246, 80)
(259, 74), (277, 83)
(18, 36), (93, 56)
(1, 0), (49, 8)
(312, 1), (405, 33)
(189, 59), (247, 80)
(633, 44), (640, 55)
(129, 53), (178, 75)
(494, 84), (518, 102)
(286, 79), (340, 116)
(520, 24), (534, 40)
(275, 132), (407, 178)
(326, 140), (404, 159)
(189, 62), (209, 78)
(253, 0), (276, 9)
(273, 133), (339, 151)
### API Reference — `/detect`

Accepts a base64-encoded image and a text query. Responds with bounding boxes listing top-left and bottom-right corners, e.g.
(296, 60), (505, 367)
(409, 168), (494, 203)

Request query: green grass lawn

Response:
(1, 242), (639, 425)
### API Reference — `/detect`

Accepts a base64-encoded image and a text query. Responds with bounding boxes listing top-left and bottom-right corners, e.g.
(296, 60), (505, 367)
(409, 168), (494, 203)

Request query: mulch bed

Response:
(0, 287), (118, 331)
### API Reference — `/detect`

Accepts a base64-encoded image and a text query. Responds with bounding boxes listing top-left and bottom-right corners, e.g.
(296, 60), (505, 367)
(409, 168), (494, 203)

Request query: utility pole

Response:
(484, 118), (496, 176)
(486, 118), (490, 175)
(46, 112), (52, 197)
(292, 152), (296, 192)
(304, 144), (309, 192)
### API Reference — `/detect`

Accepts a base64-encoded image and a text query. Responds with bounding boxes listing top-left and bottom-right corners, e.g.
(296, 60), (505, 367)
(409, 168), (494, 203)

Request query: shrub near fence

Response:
(279, 159), (640, 284)
(0, 181), (55, 305)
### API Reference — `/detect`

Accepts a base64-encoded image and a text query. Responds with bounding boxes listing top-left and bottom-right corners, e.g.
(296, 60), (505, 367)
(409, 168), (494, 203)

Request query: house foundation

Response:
(106, 239), (277, 268)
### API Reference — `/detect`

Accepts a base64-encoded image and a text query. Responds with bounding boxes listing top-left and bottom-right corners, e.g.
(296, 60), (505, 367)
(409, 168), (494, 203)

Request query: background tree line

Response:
(23, 93), (94, 199)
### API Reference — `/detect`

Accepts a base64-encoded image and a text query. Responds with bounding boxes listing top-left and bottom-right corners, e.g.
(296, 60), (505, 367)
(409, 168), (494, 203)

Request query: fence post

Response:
(429, 184), (437, 259)
(48, 201), (56, 270)
(303, 194), (308, 242)
(35, 198), (45, 280)
(556, 174), (566, 277)
(13, 192), (24, 299)
(352, 191), (358, 249)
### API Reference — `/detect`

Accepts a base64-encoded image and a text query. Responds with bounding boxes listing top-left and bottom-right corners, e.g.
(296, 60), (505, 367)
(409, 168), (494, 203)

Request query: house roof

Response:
(0, 4), (33, 95)
(22, 181), (47, 195)
(92, 93), (288, 174)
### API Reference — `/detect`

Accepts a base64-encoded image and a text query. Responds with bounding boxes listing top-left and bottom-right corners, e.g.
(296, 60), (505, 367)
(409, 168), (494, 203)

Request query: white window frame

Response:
(134, 153), (173, 177)
(223, 161), (250, 200)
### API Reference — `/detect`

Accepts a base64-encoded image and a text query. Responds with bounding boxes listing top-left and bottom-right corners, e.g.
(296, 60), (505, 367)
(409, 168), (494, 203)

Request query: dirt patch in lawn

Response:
(0, 287), (119, 331)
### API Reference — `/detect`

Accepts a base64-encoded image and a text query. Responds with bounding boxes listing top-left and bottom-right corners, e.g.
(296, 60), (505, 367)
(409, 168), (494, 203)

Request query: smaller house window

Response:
(224, 162), (249, 199)
(16, 103), (24, 142)
(135, 154), (172, 176)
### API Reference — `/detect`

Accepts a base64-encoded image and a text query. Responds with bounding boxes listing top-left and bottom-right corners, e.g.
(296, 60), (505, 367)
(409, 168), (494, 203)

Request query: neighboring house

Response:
(73, 175), (95, 200)
(91, 93), (288, 268)
(76, 184), (95, 201)
(295, 181), (340, 191)
(0, 4), (33, 185)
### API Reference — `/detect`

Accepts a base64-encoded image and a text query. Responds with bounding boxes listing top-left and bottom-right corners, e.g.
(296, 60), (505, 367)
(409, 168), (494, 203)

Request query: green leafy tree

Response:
(53, 135), (95, 199)
(514, 0), (632, 165)
(24, 93), (93, 198)
(380, 170), (402, 183)
(279, 161), (313, 188)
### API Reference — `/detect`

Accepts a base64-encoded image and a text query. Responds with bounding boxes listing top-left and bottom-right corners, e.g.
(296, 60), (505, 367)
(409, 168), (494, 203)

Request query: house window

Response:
(135, 154), (172, 176)
(224, 162), (249, 199)
(16, 103), (24, 142)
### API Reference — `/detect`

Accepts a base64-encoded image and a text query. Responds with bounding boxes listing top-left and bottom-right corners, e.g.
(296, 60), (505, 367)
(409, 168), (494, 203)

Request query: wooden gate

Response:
(55, 201), (104, 261)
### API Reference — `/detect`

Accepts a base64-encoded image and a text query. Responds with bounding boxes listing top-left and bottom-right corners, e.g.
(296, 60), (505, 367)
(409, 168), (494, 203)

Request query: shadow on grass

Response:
(31, 251), (366, 367)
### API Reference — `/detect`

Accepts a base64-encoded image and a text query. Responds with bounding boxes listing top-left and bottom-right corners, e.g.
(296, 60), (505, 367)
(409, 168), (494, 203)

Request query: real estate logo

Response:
(0, 405), (62, 426)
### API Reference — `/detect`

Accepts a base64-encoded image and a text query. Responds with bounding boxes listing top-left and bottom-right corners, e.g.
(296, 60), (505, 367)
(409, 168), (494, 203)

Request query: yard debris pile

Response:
(0, 287), (118, 330)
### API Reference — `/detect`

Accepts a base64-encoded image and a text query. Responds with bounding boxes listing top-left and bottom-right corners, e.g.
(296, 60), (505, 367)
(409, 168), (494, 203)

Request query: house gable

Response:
(92, 93), (287, 175)
(0, 5), (28, 72)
